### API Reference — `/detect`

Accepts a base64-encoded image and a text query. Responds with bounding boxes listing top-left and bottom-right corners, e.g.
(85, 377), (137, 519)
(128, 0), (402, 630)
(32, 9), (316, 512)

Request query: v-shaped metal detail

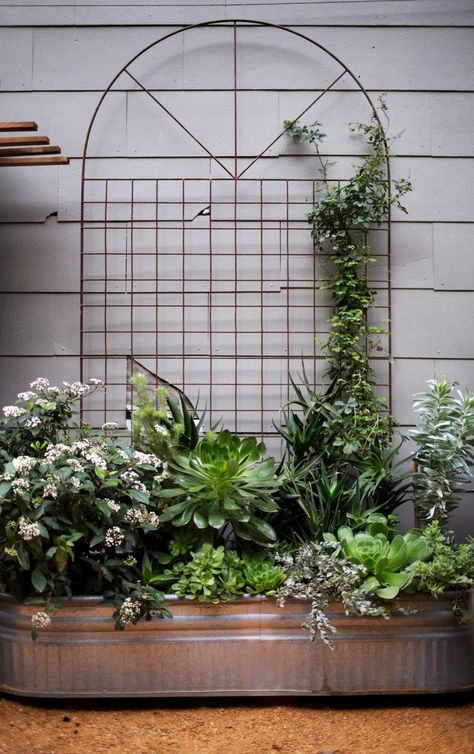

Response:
(124, 66), (347, 183)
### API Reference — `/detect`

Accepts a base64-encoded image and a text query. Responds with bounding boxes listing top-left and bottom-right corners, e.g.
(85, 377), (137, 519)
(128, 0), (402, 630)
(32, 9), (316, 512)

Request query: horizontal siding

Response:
(0, 294), (80, 355)
(1, 0), (474, 27)
(1, 26), (474, 91)
(0, 222), (80, 292)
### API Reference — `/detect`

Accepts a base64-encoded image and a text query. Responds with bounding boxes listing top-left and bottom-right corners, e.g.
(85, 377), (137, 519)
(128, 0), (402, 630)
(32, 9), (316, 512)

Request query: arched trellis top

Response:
(79, 20), (392, 443)
(80, 18), (391, 175)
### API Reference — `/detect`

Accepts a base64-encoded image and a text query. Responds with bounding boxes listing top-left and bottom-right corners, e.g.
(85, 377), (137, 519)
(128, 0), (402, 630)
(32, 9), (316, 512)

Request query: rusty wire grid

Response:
(80, 20), (391, 455)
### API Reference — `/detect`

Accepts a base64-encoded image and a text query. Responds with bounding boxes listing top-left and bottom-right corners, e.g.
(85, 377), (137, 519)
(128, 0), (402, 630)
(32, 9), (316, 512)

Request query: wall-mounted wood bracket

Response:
(0, 121), (70, 166)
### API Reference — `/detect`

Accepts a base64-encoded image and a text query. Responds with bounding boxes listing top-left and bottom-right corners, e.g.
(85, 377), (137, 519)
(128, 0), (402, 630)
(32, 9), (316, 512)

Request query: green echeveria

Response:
(324, 517), (433, 599)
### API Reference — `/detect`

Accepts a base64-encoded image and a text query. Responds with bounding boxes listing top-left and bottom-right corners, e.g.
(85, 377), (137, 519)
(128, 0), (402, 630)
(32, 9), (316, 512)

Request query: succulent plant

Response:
(324, 517), (433, 599)
(241, 552), (286, 595)
(159, 430), (281, 546)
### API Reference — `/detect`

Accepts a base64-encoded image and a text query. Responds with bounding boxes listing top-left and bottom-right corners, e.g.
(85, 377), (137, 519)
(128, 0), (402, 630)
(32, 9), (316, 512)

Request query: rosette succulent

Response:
(159, 430), (281, 545)
(324, 517), (433, 599)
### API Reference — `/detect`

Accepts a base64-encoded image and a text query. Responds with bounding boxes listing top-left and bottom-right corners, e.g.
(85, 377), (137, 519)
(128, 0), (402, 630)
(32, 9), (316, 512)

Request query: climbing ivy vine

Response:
(285, 98), (412, 456)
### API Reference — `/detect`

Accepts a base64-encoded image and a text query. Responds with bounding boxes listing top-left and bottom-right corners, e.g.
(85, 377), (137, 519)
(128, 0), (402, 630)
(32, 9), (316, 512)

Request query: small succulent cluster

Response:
(158, 544), (286, 603)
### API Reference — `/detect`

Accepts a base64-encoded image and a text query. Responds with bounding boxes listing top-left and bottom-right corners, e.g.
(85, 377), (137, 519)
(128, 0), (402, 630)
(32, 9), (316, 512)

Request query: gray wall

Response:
(1, 0), (473, 536)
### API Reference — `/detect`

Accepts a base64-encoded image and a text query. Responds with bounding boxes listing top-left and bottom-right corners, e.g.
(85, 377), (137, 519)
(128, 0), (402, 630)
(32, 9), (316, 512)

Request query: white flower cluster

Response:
(119, 598), (141, 624)
(104, 498), (121, 513)
(120, 469), (147, 493)
(17, 391), (37, 402)
(70, 477), (81, 490)
(105, 527), (124, 548)
(124, 507), (142, 525)
(102, 422), (119, 432)
(71, 440), (92, 454)
(124, 505), (159, 528)
(3, 405), (26, 418)
(89, 378), (104, 386)
(69, 440), (109, 471)
(66, 458), (84, 473)
(12, 455), (37, 475)
(133, 451), (163, 469)
(18, 519), (41, 541)
(43, 482), (58, 499)
(0, 473), (13, 482)
(83, 449), (107, 470)
(25, 416), (42, 428)
(4, 545), (17, 559)
(62, 381), (91, 398)
(44, 443), (70, 463)
(141, 509), (160, 528)
(30, 378), (50, 390)
(31, 611), (51, 629)
(12, 478), (30, 493)
(154, 423), (169, 438)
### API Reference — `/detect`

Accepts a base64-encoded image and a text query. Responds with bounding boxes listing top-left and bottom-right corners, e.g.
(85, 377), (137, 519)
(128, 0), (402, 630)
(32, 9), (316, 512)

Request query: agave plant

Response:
(324, 517), (433, 599)
(158, 430), (281, 546)
(350, 441), (412, 517)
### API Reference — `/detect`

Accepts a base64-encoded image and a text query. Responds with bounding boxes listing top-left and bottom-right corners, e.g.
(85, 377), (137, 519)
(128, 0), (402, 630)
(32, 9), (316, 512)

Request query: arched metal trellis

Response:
(80, 19), (391, 453)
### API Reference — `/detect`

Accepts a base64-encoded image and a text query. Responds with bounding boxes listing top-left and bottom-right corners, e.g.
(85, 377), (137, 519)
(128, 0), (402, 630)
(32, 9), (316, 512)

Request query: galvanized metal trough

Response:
(0, 592), (472, 697)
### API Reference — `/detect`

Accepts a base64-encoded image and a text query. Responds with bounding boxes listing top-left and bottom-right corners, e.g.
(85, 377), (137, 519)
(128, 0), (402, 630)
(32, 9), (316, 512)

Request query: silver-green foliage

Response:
(411, 380), (474, 528)
(276, 541), (386, 645)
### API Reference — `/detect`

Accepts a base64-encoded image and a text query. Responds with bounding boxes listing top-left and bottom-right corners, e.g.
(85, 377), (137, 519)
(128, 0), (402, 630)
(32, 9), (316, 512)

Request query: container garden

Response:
(0, 592), (472, 698)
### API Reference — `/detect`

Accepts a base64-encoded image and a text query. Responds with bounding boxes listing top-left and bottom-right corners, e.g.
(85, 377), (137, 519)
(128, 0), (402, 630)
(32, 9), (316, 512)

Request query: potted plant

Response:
(0, 373), (472, 697)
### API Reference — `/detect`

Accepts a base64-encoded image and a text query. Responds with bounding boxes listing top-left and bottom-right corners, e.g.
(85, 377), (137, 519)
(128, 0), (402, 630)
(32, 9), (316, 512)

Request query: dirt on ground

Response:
(0, 693), (473, 754)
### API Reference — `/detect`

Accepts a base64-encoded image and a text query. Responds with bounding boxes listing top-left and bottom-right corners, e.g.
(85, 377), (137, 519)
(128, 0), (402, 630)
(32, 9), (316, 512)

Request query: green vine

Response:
(286, 98), (412, 455)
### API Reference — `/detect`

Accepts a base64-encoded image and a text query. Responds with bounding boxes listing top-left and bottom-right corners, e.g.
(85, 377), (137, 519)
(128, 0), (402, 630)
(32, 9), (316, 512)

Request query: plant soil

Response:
(0, 693), (473, 754)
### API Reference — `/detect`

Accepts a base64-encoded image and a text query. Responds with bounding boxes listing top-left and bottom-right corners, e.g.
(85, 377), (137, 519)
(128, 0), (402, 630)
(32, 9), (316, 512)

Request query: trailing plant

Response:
(285, 99), (412, 458)
(274, 102), (415, 541)
(411, 379), (474, 529)
(276, 541), (386, 645)
(159, 430), (281, 546)
(277, 514), (435, 644)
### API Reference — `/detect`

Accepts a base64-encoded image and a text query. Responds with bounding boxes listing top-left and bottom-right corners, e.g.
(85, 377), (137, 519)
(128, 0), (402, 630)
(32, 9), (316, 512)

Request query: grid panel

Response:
(81, 176), (389, 443)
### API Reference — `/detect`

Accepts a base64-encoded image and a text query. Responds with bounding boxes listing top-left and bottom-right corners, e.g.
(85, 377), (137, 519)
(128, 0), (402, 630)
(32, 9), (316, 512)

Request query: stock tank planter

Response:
(0, 592), (472, 698)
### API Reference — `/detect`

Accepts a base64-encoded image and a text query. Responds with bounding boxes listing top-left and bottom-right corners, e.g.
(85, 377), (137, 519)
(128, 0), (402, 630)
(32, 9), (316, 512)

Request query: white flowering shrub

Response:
(0, 379), (172, 635)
